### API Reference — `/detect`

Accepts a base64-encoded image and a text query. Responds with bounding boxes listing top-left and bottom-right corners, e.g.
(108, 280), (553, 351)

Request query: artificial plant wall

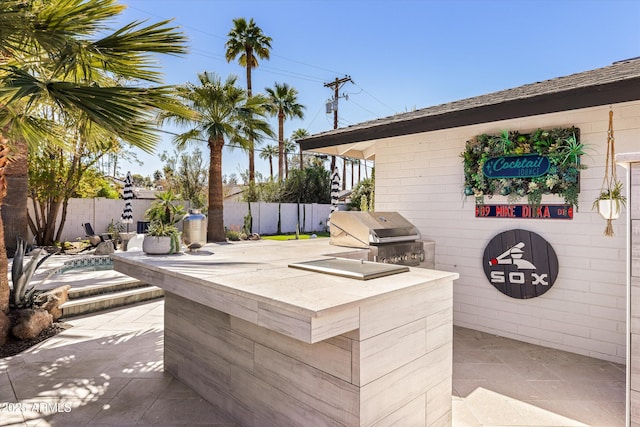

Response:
(461, 127), (585, 207)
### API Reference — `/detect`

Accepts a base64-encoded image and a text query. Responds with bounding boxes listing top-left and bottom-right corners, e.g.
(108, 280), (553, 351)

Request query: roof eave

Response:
(300, 76), (640, 151)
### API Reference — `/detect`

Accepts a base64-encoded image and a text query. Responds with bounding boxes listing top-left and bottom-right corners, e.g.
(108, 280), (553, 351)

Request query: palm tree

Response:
(259, 144), (278, 180)
(290, 128), (309, 170)
(265, 82), (305, 181)
(162, 72), (272, 242)
(225, 18), (272, 184)
(0, 0), (188, 314)
(283, 139), (297, 179)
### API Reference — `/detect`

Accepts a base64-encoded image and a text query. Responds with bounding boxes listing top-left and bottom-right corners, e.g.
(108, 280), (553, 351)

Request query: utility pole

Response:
(324, 76), (353, 175)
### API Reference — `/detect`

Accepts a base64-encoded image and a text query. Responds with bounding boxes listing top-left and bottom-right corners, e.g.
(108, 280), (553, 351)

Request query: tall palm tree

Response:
(259, 144), (278, 180)
(265, 82), (305, 181)
(0, 0), (188, 314)
(290, 128), (309, 170)
(225, 17), (272, 184)
(162, 72), (272, 242)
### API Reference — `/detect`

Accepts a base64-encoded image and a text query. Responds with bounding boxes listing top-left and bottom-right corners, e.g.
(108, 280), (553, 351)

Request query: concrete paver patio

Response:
(1, 299), (625, 426)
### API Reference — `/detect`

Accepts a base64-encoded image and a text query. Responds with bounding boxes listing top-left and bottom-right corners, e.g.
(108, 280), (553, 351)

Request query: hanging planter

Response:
(593, 180), (626, 219)
(593, 110), (627, 236)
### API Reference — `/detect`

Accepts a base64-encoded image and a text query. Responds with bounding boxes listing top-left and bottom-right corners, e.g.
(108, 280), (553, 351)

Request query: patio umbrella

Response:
(329, 166), (340, 224)
(121, 171), (134, 232)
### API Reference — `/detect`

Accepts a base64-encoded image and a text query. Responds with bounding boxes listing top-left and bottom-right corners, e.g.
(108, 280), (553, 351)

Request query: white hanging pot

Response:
(597, 199), (621, 220)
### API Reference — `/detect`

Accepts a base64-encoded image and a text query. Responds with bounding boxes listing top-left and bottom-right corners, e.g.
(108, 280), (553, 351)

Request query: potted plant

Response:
(593, 110), (625, 236)
(593, 180), (626, 221)
(142, 190), (186, 255)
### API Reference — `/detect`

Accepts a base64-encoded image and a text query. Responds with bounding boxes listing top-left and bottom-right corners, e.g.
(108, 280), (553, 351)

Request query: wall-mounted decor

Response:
(462, 127), (585, 207)
(476, 204), (572, 219)
(483, 229), (559, 299)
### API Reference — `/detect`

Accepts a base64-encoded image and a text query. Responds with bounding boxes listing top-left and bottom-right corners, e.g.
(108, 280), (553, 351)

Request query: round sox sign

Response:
(482, 229), (558, 299)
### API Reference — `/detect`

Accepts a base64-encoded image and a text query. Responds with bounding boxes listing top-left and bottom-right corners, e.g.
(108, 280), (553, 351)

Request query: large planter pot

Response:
(597, 199), (621, 220)
(143, 234), (181, 255)
(182, 209), (207, 251)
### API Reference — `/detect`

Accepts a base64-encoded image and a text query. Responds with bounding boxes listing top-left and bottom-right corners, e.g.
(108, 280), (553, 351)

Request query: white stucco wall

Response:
(374, 101), (639, 363)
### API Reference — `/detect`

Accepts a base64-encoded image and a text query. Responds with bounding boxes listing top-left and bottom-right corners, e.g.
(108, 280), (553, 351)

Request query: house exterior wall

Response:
(374, 101), (640, 364)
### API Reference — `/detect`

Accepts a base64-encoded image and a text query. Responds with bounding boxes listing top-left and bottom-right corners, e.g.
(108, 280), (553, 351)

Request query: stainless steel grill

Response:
(329, 211), (425, 266)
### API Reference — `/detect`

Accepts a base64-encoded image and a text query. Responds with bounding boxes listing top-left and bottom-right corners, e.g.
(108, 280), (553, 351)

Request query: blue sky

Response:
(115, 0), (640, 181)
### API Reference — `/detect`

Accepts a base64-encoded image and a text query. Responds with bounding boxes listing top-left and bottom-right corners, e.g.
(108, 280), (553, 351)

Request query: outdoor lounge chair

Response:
(82, 223), (110, 246)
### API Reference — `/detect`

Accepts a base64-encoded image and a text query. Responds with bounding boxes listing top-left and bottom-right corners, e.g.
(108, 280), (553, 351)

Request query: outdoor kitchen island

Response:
(111, 238), (458, 427)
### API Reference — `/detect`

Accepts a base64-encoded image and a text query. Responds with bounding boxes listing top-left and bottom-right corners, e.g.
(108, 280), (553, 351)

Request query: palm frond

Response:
(65, 19), (189, 83)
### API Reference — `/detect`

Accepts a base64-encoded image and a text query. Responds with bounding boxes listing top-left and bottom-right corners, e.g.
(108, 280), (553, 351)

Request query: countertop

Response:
(111, 239), (458, 343)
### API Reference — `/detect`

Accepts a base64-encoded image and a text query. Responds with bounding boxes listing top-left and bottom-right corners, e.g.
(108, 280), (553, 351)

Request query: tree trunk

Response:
(246, 49), (255, 184)
(0, 143), (10, 313)
(299, 145), (303, 170)
(285, 151), (289, 179)
(207, 137), (226, 242)
(351, 159), (354, 188)
(342, 157), (347, 191)
(278, 111), (284, 181)
(248, 147), (255, 184)
(2, 139), (27, 257)
(54, 198), (71, 243)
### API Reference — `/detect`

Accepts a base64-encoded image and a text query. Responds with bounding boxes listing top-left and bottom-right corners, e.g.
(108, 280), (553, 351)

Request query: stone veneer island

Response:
(112, 239), (458, 427)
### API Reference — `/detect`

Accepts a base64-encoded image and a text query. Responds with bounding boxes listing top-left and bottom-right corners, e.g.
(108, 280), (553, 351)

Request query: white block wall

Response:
(374, 101), (640, 364)
(28, 199), (333, 243)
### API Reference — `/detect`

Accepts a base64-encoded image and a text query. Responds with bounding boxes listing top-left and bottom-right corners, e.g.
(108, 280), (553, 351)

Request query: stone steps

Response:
(60, 280), (164, 318)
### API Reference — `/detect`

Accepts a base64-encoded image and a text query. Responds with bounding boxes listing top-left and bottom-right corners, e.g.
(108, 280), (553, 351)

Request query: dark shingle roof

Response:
(300, 58), (640, 150)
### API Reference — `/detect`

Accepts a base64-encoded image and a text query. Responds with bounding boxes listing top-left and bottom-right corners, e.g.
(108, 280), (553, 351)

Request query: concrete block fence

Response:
(27, 198), (334, 244)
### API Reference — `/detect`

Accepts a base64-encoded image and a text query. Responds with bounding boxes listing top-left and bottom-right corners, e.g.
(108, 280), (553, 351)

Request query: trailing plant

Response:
(10, 238), (57, 309)
(461, 127), (586, 207)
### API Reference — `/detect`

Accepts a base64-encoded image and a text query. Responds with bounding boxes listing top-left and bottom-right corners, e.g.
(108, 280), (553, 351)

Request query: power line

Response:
(128, 5), (342, 84)
(324, 76), (353, 185)
(352, 81), (397, 115)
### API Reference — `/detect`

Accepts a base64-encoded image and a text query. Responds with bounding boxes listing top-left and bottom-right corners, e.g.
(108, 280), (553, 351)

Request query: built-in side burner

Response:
(288, 258), (409, 280)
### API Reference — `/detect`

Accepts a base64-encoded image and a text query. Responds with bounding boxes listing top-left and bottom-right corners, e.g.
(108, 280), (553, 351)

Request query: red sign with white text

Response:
(475, 204), (573, 219)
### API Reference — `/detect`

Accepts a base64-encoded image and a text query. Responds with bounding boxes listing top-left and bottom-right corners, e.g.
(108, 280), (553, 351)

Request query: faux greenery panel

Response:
(461, 127), (585, 207)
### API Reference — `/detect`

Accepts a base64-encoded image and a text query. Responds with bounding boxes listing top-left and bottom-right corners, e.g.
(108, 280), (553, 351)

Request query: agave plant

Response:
(10, 238), (57, 309)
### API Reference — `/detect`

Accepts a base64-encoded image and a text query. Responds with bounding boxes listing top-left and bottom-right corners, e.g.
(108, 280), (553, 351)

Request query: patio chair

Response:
(82, 223), (110, 246)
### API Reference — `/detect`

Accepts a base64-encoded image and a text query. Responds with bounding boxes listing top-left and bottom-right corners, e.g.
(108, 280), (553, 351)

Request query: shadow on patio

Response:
(1, 301), (626, 426)
(1, 300), (238, 426)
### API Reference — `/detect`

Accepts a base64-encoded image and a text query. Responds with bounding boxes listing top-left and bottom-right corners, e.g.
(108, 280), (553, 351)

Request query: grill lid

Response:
(329, 211), (421, 248)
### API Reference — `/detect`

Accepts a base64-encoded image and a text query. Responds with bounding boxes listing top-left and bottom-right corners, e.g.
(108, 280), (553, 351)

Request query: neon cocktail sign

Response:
(482, 154), (550, 179)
